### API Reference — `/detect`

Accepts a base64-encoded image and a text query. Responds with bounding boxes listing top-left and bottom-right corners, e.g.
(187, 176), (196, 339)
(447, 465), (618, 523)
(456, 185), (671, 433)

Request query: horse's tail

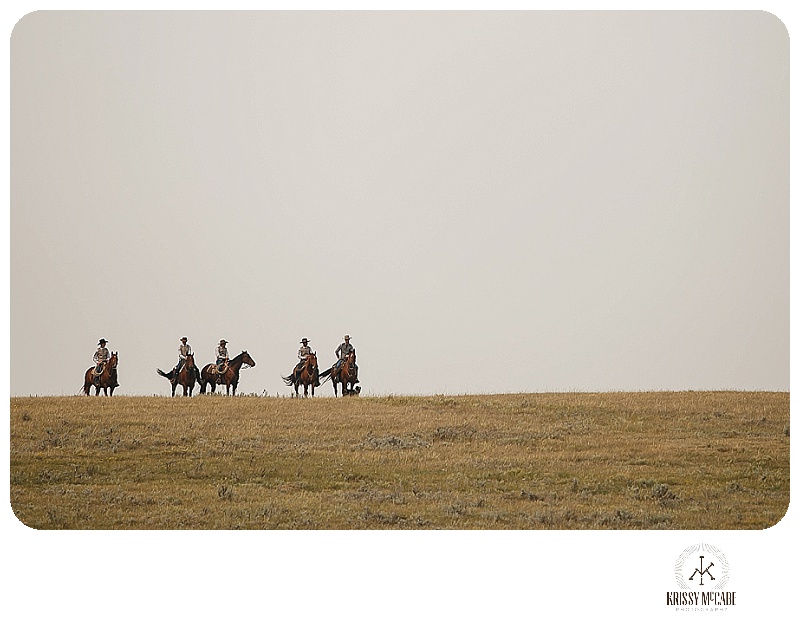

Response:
(81, 369), (93, 394)
(318, 367), (333, 384)
(156, 369), (171, 379)
(281, 375), (295, 386)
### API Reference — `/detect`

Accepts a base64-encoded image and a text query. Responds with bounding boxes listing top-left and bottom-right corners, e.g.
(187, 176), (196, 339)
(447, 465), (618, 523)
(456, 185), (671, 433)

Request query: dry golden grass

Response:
(10, 391), (789, 530)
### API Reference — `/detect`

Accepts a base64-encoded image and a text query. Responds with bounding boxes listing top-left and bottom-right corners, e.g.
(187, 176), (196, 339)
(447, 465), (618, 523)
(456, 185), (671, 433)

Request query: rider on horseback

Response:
(290, 338), (320, 387)
(334, 335), (359, 382)
(215, 340), (229, 377)
(174, 337), (193, 377)
(92, 339), (118, 387)
(93, 339), (110, 384)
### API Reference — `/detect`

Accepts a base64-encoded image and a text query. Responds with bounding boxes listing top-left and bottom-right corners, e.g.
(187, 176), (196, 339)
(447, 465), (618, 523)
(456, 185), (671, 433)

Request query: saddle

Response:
(214, 362), (229, 375)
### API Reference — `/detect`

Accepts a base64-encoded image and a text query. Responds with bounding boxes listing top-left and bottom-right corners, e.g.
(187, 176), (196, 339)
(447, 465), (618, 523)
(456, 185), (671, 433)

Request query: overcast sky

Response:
(9, 10), (789, 396)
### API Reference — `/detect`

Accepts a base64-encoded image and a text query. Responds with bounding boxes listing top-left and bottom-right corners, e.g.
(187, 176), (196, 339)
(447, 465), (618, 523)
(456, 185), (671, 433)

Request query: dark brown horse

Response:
(320, 351), (358, 397)
(282, 351), (319, 397)
(157, 352), (199, 397)
(83, 352), (119, 396)
(199, 351), (256, 395)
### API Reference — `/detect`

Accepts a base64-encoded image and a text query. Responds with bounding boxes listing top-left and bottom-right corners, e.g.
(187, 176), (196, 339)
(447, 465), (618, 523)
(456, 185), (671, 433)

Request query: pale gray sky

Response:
(10, 10), (789, 396)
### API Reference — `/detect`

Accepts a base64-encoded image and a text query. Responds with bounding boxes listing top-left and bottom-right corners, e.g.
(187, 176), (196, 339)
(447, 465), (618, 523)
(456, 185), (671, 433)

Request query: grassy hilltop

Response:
(9, 391), (789, 529)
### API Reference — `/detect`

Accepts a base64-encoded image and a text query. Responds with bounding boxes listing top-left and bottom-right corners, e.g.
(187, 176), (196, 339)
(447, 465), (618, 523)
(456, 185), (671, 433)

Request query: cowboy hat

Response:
(98, 339), (107, 345)
(344, 335), (350, 339)
(219, 339), (227, 344)
(300, 338), (310, 343)
(180, 337), (188, 341)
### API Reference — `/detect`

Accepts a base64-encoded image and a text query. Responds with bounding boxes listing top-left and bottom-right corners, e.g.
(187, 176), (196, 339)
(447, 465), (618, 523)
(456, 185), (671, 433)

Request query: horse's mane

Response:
(230, 351), (254, 368)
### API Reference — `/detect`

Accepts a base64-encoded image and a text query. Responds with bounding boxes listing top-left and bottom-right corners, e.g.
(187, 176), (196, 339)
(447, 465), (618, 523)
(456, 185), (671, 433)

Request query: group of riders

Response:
(282, 334), (360, 396)
(287, 335), (358, 387)
(90, 334), (359, 394)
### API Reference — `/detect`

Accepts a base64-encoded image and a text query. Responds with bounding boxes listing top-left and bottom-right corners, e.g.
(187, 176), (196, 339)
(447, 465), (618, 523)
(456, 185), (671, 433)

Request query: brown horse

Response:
(320, 351), (358, 397)
(282, 352), (319, 397)
(83, 352), (119, 396)
(157, 352), (199, 397)
(199, 351), (256, 396)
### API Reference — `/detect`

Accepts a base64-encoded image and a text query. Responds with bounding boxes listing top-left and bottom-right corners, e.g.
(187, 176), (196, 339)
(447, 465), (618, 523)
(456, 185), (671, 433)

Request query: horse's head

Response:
(109, 352), (119, 368)
(344, 351), (357, 379)
(306, 352), (318, 372)
(241, 351), (256, 368)
(185, 353), (195, 369)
